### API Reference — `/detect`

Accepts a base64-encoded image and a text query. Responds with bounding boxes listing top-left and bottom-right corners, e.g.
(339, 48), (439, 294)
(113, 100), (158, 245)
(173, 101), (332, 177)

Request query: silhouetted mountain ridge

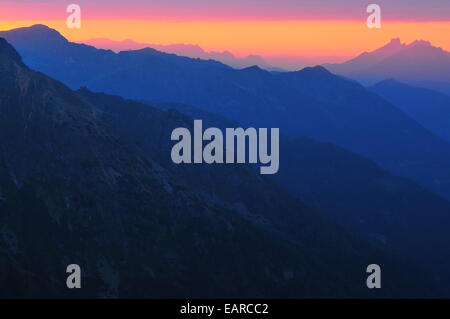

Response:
(1, 37), (436, 298)
(0, 38), (23, 64)
(3, 26), (450, 200)
(324, 38), (450, 95)
(370, 79), (450, 143)
(83, 37), (281, 71)
(147, 99), (450, 294)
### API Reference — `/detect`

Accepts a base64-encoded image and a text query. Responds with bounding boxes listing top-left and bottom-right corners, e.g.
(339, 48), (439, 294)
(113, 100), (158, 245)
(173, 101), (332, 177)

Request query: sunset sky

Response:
(1, 0), (450, 66)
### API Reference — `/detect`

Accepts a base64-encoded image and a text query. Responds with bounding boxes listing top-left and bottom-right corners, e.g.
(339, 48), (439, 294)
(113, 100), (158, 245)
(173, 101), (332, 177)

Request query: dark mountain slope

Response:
(0, 38), (433, 298)
(3, 25), (450, 200)
(144, 99), (450, 294)
(273, 67), (450, 199)
(370, 79), (450, 143)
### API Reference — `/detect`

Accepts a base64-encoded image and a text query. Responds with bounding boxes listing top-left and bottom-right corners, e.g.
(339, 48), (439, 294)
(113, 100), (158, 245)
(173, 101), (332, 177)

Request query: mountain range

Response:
(2, 35), (443, 297)
(370, 79), (450, 143)
(83, 38), (282, 71)
(324, 38), (450, 95)
(2, 25), (450, 201)
(147, 100), (450, 294)
(1, 24), (450, 297)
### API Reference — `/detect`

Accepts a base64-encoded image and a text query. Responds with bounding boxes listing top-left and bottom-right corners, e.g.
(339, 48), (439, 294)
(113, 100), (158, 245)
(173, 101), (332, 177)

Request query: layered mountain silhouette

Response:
(324, 38), (450, 95)
(370, 79), (450, 143)
(84, 38), (281, 71)
(146, 100), (450, 294)
(2, 25), (450, 200)
(2, 37), (439, 298)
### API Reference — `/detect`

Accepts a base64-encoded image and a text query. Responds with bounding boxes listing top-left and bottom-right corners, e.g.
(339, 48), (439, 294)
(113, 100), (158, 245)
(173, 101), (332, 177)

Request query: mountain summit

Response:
(83, 36), (278, 70)
(370, 79), (450, 143)
(2, 36), (434, 298)
(370, 38), (406, 57)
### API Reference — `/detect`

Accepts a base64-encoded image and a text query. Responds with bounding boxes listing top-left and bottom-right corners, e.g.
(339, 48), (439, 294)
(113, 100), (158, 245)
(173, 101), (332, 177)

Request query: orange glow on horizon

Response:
(1, 19), (450, 58)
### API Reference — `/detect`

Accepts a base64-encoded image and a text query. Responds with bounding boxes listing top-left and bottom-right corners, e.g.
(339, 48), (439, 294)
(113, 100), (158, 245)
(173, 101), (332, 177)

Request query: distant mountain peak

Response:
(389, 37), (402, 44)
(119, 47), (161, 55)
(372, 38), (406, 55)
(408, 40), (432, 48)
(0, 24), (68, 46)
(25, 24), (65, 37)
(299, 65), (331, 75)
(240, 65), (264, 72)
(372, 78), (404, 88)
